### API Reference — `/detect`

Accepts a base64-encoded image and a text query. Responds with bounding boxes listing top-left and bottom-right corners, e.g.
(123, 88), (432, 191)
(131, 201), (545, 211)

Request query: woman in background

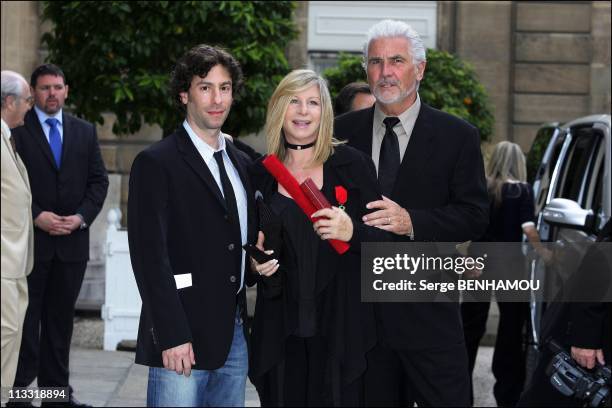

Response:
(461, 141), (548, 407)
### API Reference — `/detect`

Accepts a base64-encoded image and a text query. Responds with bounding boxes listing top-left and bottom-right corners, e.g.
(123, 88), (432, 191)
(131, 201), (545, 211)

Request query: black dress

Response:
(248, 144), (391, 407)
(461, 182), (536, 406)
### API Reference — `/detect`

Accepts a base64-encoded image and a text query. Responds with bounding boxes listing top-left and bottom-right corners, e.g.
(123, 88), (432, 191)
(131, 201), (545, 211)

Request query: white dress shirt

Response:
(183, 121), (248, 293)
(371, 93), (422, 173)
(34, 106), (64, 143)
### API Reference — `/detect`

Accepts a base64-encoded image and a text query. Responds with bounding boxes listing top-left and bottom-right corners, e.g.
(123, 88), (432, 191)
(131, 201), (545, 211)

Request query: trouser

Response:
(146, 310), (248, 407)
(13, 259), (87, 388)
(1, 276), (28, 387)
(363, 340), (471, 407)
(461, 301), (529, 406)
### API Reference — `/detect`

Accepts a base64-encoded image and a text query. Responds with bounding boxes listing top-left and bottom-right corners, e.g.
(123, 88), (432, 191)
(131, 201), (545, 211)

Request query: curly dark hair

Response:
(169, 44), (244, 112)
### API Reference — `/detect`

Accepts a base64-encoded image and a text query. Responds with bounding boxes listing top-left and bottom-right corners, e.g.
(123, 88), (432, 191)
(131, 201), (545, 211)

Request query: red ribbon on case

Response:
(262, 154), (350, 255)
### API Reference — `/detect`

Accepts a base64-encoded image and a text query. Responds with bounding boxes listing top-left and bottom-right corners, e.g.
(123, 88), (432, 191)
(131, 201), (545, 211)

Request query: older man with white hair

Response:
(1, 70), (34, 388)
(334, 20), (489, 406)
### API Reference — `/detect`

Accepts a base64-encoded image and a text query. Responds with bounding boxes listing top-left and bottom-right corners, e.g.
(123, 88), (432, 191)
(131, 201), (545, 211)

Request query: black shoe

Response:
(5, 401), (34, 407)
(67, 395), (92, 407)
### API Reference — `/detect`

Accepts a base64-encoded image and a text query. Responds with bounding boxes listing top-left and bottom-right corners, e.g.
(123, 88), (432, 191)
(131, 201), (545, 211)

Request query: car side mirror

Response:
(542, 198), (595, 233)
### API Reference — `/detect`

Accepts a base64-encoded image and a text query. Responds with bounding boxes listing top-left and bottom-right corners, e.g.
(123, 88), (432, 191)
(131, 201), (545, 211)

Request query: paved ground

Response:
(2, 314), (498, 407)
(2, 347), (496, 407)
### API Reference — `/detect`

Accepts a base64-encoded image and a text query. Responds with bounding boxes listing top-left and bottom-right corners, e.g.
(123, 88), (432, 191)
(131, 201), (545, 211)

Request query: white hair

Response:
(1, 70), (28, 108)
(362, 19), (427, 68)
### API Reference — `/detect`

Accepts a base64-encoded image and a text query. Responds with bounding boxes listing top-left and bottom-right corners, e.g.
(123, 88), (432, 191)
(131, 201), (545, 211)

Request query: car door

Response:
(528, 124), (565, 241)
(549, 125), (604, 244)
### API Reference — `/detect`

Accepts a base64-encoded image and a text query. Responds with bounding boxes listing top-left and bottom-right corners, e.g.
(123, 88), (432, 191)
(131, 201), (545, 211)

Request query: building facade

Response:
(2, 0), (610, 217)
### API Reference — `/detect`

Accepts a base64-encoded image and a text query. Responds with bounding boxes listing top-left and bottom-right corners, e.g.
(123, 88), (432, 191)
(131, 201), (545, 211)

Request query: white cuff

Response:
(521, 221), (535, 230)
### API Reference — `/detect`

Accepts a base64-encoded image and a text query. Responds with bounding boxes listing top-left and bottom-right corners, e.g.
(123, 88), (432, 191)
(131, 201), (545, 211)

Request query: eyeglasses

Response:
(20, 95), (34, 108)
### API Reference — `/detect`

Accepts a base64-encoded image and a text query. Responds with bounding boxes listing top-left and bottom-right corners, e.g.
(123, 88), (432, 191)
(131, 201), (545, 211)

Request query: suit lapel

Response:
(175, 128), (227, 210)
(226, 142), (252, 201)
(395, 103), (436, 195)
(14, 147), (30, 189)
(1, 127), (18, 162)
(1, 128), (30, 188)
(325, 148), (358, 193)
(25, 109), (58, 171)
(349, 106), (375, 156)
(59, 113), (72, 172)
(226, 142), (257, 240)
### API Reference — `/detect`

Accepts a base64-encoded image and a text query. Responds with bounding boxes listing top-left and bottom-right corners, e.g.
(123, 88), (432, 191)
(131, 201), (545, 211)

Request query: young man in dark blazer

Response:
(11, 64), (108, 406)
(128, 44), (256, 407)
(334, 20), (489, 406)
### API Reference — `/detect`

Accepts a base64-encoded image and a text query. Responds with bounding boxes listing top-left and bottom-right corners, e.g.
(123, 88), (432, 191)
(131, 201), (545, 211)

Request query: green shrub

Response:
(323, 51), (494, 142)
(41, 1), (297, 136)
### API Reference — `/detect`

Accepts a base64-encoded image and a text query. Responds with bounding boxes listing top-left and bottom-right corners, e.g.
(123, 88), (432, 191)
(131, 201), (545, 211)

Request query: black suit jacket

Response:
(334, 103), (489, 350)
(13, 109), (109, 262)
(128, 127), (257, 370)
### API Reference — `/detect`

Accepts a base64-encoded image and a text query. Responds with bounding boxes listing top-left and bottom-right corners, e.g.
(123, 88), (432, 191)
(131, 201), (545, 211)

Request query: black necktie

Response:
(378, 117), (401, 197)
(213, 151), (242, 260)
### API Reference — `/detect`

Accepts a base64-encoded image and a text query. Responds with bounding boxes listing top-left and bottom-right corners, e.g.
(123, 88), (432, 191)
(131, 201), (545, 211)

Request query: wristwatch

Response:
(77, 214), (88, 230)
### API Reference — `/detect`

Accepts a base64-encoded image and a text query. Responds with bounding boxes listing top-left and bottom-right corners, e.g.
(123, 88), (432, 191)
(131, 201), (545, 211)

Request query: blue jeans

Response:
(146, 311), (248, 407)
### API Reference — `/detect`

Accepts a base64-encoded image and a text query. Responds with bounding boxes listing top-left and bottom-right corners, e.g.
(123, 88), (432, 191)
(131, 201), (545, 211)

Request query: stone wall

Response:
(439, 1), (611, 153)
(590, 1), (612, 114)
(512, 2), (595, 151)
(1, 1), (45, 75)
(454, 1), (513, 148)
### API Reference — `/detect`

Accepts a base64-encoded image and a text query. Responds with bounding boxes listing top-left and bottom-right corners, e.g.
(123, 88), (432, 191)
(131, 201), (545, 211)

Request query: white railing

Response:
(102, 209), (141, 351)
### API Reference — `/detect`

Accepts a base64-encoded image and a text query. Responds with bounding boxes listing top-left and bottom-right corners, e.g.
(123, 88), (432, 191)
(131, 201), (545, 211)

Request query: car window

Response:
(527, 126), (558, 184)
(555, 126), (601, 207)
(591, 159), (604, 218)
(533, 129), (565, 215)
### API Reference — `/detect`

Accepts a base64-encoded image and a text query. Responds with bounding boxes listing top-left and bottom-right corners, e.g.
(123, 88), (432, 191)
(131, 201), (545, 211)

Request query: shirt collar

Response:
(182, 120), (227, 163)
(1, 118), (10, 136)
(34, 105), (63, 127)
(373, 93), (421, 131)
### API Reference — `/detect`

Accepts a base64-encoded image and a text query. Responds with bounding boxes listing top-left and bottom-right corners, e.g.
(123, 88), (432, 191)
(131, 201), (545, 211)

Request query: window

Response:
(527, 125), (559, 185)
(556, 127), (602, 208)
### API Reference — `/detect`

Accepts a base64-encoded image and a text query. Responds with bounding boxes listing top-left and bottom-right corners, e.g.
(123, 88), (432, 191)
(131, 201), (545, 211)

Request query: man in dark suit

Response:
(11, 64), (108, 406)
(128, 44), (256, 407)
(334, 20), (489, 406)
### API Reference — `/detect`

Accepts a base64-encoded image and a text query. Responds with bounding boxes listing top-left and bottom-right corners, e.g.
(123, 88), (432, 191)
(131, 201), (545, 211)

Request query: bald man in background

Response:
(1, 70), (34, 388)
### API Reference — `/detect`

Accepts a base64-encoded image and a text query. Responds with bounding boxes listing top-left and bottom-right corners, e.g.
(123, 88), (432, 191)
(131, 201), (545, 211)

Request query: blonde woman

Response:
(462, 141), (545, 406)
(248, 70), (390, 406)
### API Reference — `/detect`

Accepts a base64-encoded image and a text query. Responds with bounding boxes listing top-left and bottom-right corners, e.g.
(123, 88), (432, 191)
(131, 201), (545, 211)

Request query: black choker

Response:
(284, 140), (316, 150)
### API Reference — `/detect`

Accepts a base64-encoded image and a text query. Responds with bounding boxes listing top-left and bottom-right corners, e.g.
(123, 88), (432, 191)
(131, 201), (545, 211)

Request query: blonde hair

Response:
(486, 141), (527, 206)
(264, 69), (343, 166)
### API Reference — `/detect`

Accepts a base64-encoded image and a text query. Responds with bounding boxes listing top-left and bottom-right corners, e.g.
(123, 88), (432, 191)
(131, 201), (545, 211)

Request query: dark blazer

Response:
(334, 103), (489, 349)
(12, 109), (109, 262)
(128, 126), (257, 370)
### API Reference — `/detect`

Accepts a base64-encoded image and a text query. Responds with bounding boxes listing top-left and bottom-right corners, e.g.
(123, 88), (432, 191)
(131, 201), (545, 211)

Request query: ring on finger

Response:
(387, 217), (391, 225)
